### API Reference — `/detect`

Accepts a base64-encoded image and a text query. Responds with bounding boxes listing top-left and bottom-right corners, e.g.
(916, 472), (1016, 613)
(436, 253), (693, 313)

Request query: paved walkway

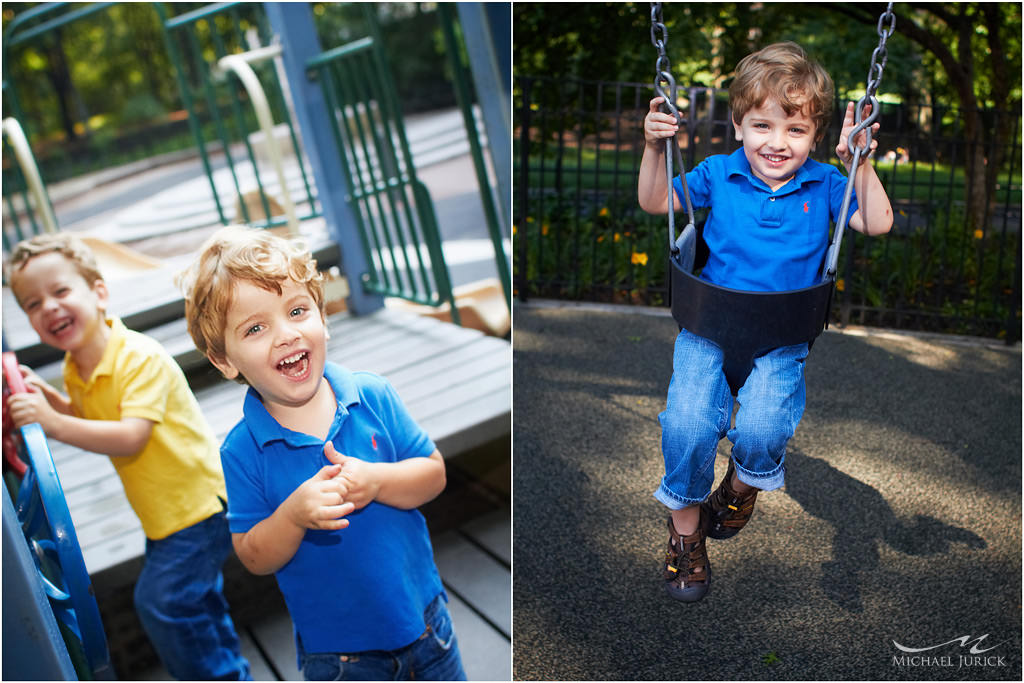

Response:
(512, 301), (1021, 681)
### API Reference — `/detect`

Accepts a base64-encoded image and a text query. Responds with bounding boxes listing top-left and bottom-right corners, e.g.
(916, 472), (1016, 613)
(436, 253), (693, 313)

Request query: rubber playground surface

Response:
(512, 301), (1021, 681)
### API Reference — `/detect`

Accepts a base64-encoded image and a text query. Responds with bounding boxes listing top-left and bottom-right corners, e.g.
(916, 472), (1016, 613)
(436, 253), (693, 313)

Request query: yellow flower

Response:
(598, 207), (610, 217)
(542, 224), (549, 236)
(526, 216), (534, 223)
(530, 103), (539, 111)
(973, 229), (984, 240)
(597, 234), (605, 243)
(512, 225), (517, 235)
(836, 278), (845, 292)
(631, 251), (648, 266)
(613, 233), (621, 242)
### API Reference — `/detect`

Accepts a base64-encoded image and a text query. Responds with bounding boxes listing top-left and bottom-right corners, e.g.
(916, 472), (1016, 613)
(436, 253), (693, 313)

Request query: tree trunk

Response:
(964, 120), (989, 234)
(43, 32), (79, 141)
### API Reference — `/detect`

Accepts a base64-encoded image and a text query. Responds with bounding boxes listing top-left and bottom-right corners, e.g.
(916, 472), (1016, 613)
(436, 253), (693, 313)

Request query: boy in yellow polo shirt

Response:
(5, 233), (251, 681)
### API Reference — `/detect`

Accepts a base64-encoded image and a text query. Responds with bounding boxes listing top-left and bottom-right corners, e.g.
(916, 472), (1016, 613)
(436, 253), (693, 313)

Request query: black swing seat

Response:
(669, 222), (834, 395)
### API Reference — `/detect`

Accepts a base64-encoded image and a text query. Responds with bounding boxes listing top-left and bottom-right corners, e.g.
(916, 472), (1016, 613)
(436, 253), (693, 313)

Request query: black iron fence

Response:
(514, 75), (1022, 343)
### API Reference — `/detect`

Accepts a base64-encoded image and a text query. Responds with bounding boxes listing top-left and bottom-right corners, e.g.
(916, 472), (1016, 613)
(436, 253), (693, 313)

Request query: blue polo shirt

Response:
(220, 362), (443, 654)
(673, 148), (857, 292)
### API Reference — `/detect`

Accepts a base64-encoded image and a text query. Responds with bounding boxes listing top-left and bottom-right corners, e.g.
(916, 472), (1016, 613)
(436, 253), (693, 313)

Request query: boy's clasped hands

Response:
(286, 442), (377, 531)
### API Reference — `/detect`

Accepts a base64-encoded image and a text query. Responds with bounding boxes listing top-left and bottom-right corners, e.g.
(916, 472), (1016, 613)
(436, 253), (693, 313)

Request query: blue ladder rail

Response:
(2, 351), (115, 680)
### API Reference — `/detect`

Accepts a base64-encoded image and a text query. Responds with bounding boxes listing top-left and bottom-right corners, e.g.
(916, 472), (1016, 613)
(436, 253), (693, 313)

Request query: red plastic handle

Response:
(2, 351), (30, 476)
(3, 352), (28, 395)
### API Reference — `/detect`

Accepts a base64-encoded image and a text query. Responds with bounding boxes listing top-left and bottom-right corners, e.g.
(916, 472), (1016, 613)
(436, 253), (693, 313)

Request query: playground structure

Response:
(2, 3), (512, 679)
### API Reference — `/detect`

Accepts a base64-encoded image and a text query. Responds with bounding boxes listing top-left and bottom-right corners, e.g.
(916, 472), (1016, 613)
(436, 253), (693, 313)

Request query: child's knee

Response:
(733, 421), (794, 457)
(658, 407), (721, 449)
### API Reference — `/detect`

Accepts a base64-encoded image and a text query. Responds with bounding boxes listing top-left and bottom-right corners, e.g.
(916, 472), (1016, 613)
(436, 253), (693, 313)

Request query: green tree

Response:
(829, 2), (1022, 232)
(513, 3), (921, 121)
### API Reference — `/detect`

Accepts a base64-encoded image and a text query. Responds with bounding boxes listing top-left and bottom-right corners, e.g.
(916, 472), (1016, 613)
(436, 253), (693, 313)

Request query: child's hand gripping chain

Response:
(835, 101), (880, 169)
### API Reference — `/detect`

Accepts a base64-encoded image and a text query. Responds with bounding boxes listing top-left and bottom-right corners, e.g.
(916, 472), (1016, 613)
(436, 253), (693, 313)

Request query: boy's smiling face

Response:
(11, 251), (109, 355)
(212, 277), (328, 415)
(734, 97), (816, 191)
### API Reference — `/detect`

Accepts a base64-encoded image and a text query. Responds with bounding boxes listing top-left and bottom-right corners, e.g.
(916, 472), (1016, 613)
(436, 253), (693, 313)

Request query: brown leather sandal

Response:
(702, 458), (759, 540)
(662, 514), (710, 602)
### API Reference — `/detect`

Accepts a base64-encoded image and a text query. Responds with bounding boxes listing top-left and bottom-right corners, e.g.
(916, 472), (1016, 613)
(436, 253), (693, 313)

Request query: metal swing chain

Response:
(824, 1), (896, 280)
(650, 2), (696, 256)
(866, 4), (897, 105)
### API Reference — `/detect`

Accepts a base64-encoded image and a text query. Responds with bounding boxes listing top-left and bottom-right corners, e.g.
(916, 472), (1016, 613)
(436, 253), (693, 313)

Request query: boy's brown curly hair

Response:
(6, 233), (104, 302)
(177, 226), (324, 379)
(730, 42), (834, 144)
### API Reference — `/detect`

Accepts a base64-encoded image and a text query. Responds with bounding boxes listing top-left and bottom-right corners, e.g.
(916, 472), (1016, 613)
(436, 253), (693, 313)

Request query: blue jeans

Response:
(299, 594), (467, 681)
(656, 327), (808, 508)
(134, 505), (251, 681)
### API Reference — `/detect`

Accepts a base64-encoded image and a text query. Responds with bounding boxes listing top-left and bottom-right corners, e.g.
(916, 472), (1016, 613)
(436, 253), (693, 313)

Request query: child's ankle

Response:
(670, 507), (699, 536)
(731, 471), (756, 495)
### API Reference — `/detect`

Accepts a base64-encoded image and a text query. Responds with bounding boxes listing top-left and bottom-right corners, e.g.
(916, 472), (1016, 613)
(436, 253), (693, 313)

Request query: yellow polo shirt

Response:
(63, 317), (227, 540)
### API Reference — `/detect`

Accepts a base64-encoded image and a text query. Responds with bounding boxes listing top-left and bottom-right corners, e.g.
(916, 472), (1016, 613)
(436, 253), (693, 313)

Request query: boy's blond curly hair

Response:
(178, 226), (325, 373)
(5, 233), (104, 301)
(730, 42), (834, 143)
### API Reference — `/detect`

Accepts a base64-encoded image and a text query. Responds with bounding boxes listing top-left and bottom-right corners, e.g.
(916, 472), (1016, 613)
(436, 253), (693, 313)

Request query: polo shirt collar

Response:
(725, 147), (828, 194)
(242, 362), (361, 447)
(64, 317), (125, 390)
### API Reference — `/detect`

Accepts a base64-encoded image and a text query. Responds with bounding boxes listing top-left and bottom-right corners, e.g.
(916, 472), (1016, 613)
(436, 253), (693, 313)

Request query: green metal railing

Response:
(436, 4), (511, 311)
(155, 1), (318, 229)
(2, 115), (58, 253)
(307, 37), (459, 321)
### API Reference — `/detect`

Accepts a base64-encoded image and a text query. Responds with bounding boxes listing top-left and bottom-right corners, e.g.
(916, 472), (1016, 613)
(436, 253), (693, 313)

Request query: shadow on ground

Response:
(512, 304), (1021, 681)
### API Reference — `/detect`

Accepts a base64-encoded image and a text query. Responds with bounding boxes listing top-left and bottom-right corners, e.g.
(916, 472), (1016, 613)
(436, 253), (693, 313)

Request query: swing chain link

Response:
(825, 1), (896, 280)
(650, 2), (697, 254)
(847, 1), (896, 162)
(865, 2), (896, 101)
(650, 2), (682, 126)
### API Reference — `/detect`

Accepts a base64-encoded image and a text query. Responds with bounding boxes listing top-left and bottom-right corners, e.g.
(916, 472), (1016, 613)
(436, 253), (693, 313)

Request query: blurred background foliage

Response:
(513, 2), (1020, 112)
(1, 2), (455, 157)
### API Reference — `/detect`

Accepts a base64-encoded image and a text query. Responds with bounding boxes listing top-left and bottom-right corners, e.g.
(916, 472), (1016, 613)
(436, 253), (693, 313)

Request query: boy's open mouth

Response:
(761, 153), (788, 164)
(49, 318), (74, 336)
(277, 351), (310, 378)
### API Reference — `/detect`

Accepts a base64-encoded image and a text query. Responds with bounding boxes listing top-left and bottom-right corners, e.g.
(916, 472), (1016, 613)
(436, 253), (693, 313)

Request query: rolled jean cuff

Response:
(734, 458), (785, 492)
(654, 481), (706, 510)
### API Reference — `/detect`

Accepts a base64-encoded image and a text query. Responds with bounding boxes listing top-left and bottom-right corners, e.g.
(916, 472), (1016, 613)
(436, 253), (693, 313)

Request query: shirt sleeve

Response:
(220, 431), (272, 534)
(115, 347), (173, 424)
(674, 157), (713, 210)
(369, 375), (436, 461)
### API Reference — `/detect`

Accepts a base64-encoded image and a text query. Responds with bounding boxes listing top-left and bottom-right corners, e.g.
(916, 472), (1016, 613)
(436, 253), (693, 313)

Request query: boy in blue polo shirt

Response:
(638, 42), (892, 602)
(178, 226), (466, 680)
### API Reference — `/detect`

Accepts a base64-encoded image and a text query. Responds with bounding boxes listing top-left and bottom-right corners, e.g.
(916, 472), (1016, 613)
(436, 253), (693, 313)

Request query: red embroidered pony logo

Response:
(803, 202), (810, 213)
(371, 434), (378, 450)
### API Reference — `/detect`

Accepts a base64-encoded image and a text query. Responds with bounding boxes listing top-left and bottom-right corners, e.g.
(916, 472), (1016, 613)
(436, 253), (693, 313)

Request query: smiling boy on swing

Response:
(638, 41), (893, 602)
